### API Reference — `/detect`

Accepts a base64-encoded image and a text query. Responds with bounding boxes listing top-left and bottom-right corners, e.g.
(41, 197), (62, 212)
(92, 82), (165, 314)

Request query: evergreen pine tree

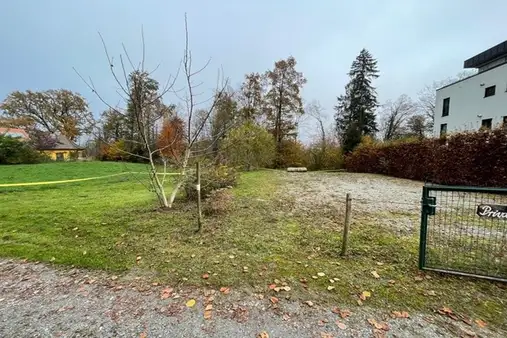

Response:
(335, 49), (379, 152)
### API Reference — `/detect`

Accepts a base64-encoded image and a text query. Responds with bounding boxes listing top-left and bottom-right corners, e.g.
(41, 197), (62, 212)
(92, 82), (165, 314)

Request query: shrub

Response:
(307, 140), (343, 170)
(344, 128), (507, 187)
(184, 164), (238, 201)
(0, 135), (47, 164)
(277, 139), (309, 168)
(220, 122), (276, 170)
(203, 188), (233, 215)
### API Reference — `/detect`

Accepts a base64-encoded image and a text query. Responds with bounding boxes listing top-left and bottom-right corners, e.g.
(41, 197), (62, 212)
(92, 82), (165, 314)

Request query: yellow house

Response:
(39, 134), (84, 161)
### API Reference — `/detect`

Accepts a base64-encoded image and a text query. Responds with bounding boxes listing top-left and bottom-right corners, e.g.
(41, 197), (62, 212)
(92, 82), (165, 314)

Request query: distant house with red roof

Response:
(0, 127), (30, 140)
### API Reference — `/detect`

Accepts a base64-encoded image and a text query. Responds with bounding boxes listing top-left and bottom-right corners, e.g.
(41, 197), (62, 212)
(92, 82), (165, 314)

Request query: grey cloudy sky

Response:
(1, 0), (506, 140)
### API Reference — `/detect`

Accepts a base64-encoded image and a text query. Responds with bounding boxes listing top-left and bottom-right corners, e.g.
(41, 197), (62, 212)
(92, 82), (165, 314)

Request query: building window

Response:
(484, 85), (496, 97)
(440, 123), (447, 136)
(481, 118), (492, 129)
(442, 97), (450, 117)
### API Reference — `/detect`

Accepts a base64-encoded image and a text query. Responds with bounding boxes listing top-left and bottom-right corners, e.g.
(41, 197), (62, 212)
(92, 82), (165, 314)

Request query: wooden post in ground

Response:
(196, 161), (202, 232)
(340, 193), (352, 256)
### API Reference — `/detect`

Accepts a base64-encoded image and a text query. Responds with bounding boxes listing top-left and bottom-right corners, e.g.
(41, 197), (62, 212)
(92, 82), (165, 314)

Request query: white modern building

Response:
(434, 40), (507, 137)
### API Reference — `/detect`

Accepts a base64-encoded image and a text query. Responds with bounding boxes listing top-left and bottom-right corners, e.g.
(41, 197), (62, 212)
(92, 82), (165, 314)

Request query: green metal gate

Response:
(419, 184), (507, 282)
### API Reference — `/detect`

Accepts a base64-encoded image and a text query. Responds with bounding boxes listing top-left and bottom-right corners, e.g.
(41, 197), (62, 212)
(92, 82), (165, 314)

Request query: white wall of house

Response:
(434, 62), (507, 136)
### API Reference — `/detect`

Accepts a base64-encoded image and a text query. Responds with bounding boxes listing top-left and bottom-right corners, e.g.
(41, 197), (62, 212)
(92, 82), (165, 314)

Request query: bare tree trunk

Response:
(167, 148), (190, 208)
(196, 161), (202, 232)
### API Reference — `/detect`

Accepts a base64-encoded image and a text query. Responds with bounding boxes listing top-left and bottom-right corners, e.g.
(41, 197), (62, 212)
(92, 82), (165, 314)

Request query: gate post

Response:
(418, 186), (429, 270)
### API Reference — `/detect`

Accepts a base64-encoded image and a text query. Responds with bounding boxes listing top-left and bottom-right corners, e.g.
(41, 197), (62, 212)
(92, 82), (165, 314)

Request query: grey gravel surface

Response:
(0, 259), (500, 338)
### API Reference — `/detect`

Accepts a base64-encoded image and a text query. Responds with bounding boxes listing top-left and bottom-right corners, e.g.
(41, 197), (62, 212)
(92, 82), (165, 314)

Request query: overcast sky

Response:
(1, 0), (506, 141)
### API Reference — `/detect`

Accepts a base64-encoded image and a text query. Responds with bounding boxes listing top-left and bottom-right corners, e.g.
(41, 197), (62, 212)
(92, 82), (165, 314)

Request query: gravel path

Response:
(0, 259), (496, 338)
(278, 171), (422, 234)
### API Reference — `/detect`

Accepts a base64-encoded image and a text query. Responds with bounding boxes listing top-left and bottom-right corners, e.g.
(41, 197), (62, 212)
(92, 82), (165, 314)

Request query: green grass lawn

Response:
(0, 167), (505, 329)
(0, 161), (150, 184)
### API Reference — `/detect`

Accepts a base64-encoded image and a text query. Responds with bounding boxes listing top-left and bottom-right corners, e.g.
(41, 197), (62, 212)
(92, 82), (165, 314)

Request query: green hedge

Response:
(344, 129), (507, 187)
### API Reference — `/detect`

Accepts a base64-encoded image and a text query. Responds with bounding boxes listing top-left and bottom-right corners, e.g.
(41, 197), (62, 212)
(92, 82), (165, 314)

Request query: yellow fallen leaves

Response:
(371, 270), (380, 279)
(186, 299), (196, 307)
(359, 291), (371, 300)
(257, 331), (269, 338)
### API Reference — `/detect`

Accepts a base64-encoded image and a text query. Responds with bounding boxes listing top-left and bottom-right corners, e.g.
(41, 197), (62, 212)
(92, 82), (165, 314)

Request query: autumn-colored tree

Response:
(0, 89), (92, 141)
(157, 116), (186, 163)
(264, 57), (306, 166)
(238, 72), (265, 121)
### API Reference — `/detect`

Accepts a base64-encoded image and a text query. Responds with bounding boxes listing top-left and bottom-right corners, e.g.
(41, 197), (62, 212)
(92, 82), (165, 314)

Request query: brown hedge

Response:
(344, 129), (507, 187)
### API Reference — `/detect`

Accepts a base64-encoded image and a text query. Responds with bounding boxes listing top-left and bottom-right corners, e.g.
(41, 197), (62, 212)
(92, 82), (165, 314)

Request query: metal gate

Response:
(419, 184), (507, 282)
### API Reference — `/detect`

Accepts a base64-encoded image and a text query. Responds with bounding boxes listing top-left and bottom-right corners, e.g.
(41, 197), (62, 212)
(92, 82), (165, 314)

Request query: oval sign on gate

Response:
(476, 204), (507, 219)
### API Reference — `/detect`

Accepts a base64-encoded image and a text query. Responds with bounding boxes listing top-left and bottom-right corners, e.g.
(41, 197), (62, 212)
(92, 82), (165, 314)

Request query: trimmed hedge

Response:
(344, 129), (507, 187)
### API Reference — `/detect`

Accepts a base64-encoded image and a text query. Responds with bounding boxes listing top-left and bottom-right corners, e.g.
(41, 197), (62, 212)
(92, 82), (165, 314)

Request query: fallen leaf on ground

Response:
(327, 286), (335, 291)
(414, 276), (424, 281)
(186, 299), (196, 307)
(376, 262), (384, 266)
(282, 313), (291, 321)
(368, 318), (389, 331)
(320, 332), (334, 338)
(336, 321), (347, 330)
(268, 284), (277, 290)
(219, 287), (230, 294)
(300, 278), (307, 283)
(160, 288), (173, 300)
(274, 279), (281, 284)
(475, 319), (487, 328)
(437, 306), (453, 315)
(139, 332), (147, 338)
(204, 310), (212, 320)
(205, 304), (213, 311)
(329, 279), (335, 283)
(274, 287), (281, 292)
(357, 299), (363, 306)
(202, 273), (209, 279)
(392, 311), (409, 318)
(256, 331), (269, 338)
(339, 309), (351, 319)
(373, 329), (387, 338)
(270, 296), (279, 304)
(359, 291), (371, 300)
(312, 276), (318, 279)
(425, 290), (436, 296)
(304, 300), (314, 307)
(371, 271), (380, 279)
(317, 272), (326, 277)
(282, 286), (291, 291)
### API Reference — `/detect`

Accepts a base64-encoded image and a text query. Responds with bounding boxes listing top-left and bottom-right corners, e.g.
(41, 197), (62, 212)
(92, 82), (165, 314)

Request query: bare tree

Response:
(381, 94), (416, 141)
(305, 100), (326, 147)
(75, 15), (228, 209)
